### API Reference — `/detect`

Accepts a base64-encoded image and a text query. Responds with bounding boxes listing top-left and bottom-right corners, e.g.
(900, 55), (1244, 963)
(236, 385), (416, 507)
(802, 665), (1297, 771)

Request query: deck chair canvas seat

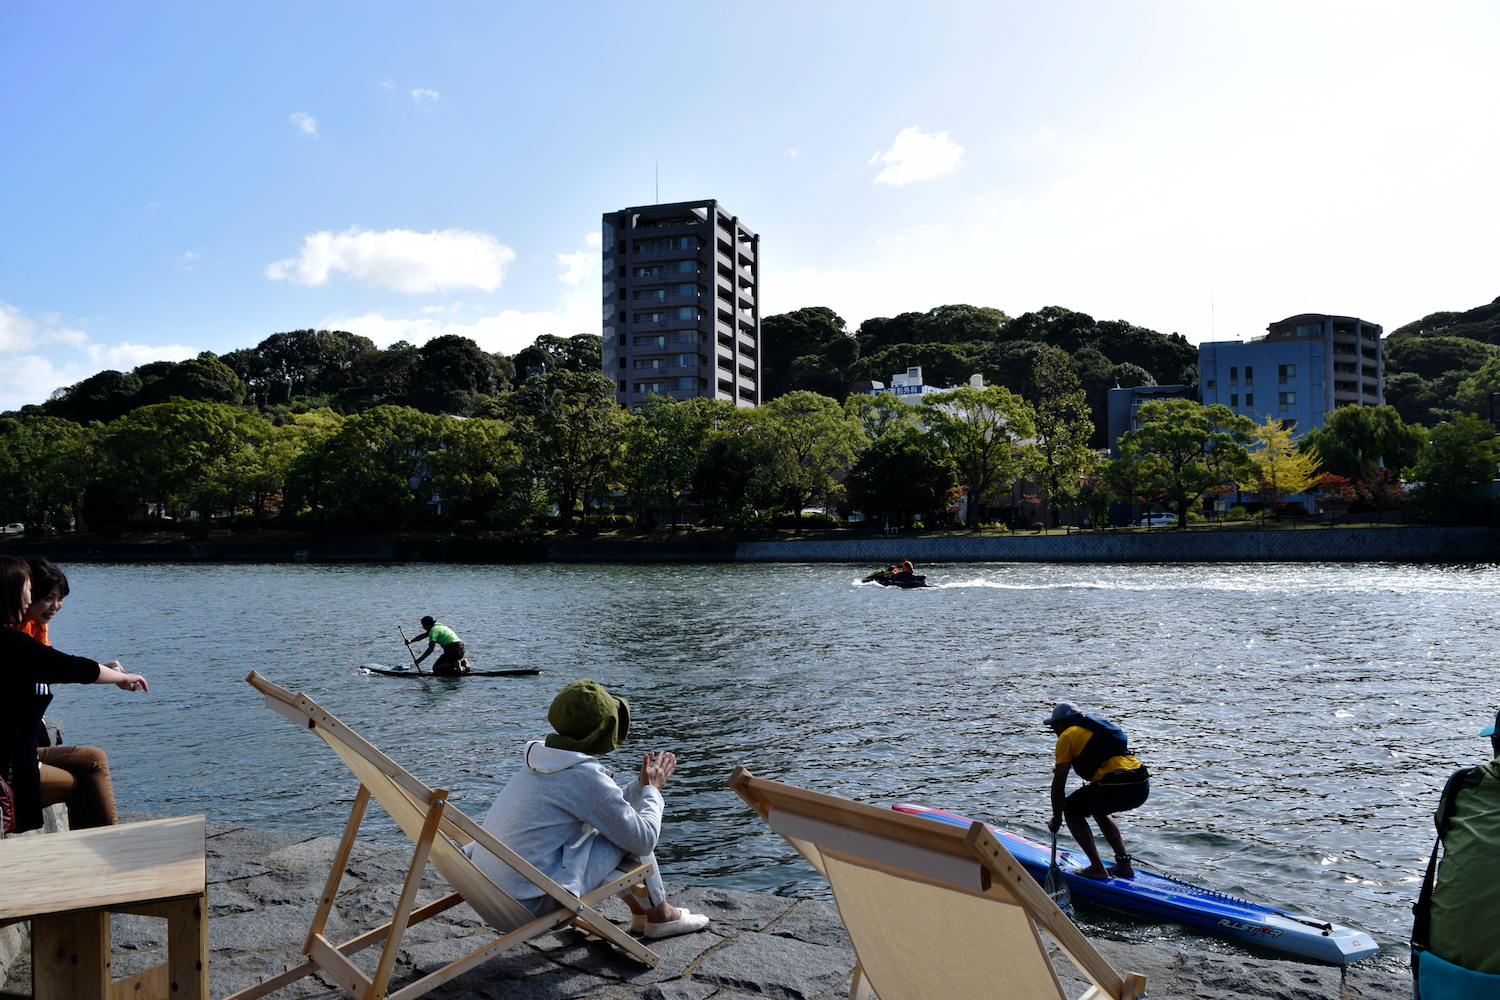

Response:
(230, 672), (660, 1000)
(729, 766), (1146, 1000)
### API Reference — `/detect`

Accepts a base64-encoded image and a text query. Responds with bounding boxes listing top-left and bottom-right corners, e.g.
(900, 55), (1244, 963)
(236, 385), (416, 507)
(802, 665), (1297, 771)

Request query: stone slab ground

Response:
(1, 821), (1408, 999)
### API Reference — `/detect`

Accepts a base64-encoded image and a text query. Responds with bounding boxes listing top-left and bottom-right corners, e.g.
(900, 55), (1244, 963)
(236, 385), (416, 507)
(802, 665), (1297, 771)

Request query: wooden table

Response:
(0, 815), (207, 1000)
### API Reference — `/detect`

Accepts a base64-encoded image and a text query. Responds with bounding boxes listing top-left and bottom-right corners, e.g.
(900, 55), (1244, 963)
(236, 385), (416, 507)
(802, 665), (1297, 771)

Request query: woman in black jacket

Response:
(1, 555), (147, 833)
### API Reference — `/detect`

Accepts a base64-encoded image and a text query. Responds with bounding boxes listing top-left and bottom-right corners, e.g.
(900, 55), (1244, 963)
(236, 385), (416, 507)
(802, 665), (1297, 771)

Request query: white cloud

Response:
(411, 88), (440, 105)
(289, 112), (318, 137)
(264, 226), (515, 293)
(555, 250), (592, 286)
(786, 149), (801, 159)
(870, 126), (964, 185)
(377, 79), (395, 90)
(585, 232), (602, 247)
(0, 300), (196, 410)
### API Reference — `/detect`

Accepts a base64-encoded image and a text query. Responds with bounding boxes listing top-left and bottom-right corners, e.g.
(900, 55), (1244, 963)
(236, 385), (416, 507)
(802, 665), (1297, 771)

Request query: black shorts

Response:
(1064, 766), (1149, 819)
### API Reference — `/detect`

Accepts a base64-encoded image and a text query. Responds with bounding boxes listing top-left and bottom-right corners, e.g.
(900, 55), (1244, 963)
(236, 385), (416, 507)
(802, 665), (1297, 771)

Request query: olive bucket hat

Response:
(545, 679), (631, 756)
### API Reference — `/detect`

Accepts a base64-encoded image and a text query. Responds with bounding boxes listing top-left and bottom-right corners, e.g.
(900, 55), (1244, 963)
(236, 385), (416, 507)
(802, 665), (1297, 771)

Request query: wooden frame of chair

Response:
(728, 766), (1147, 1000)
(227, 672), (660, 1000)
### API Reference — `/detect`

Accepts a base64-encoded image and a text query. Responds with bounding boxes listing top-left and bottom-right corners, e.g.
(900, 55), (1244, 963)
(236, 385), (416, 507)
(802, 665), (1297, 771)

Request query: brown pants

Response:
(38, 745), (117, 829)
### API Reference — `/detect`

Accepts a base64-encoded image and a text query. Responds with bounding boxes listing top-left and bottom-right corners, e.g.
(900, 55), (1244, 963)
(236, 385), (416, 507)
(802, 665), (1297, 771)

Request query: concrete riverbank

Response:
(1, 817), (1409, 1000)
(4, 523), (1499, 565)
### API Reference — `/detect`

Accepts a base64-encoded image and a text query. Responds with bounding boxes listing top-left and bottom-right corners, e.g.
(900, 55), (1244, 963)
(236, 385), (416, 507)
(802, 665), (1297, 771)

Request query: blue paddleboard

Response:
(893, 802), (1379, 966)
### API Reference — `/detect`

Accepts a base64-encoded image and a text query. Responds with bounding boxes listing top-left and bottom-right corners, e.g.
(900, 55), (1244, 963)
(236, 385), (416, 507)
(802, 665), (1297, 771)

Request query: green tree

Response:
(1112, 399), (1255, 527)
(429, 417), (529, 524)
(512, 333), (601, 384)
(506, 370), (625, 533)
(920, 384), (1036, 530)
(43, 370), (143, 423)
(756, 390), (862, 534)
(1405, 414), (1500, 521)
(1027, 348), (1097, 525)
(1454, 355), (1500, 420)
(408, 335), (500, 415)
(844, 391), (918, 440)
(853, 342), (982, 393)
(761, 307), (856, 400)
(1299, 405), (1427, 481)
(0, 417), (92, 533)
(286, 406), (442, 528)
(845, 429), (957, 529)
(135, 352), (248, 407)
(619, 394), (714, 527)
(102, 400), (261, 521)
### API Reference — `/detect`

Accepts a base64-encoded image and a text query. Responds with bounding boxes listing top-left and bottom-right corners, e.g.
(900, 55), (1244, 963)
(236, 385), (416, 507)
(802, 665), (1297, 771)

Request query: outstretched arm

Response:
(414, 641), (437, 664)
(405, 630), (431, 645)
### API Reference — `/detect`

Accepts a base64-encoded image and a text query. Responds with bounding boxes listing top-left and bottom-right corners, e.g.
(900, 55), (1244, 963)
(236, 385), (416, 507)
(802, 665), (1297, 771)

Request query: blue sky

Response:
(3, 2), (1499, 409)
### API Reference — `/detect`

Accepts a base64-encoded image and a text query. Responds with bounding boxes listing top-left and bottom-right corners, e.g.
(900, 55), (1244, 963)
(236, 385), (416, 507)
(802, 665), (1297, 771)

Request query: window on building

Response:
(634, 312), (665, 323)
(674, 353), (703, 367)
(618, 333), (626, 346)
(617, 242), (625, 253)
(619, 289), (626, 299)
(1244, 393), (1254, 407)
(635, 265), (662, 277)
(671, 260), (698, 273)
(634, 359), (664, 370)
(618, 311), (625, 323)
(1206, 380), (1215, 389)
(673, 306), (701, 319)
(1279, 391), (1295, 406)
(671, 329), (703, 343)
(1229, 366), (1238, 384)
(1283, 419), (1297, 431)
(1334, 361), (1357, 374)
(1363, 383), (1378, 396)
(635, 335), (666, 347)
(618, 266), (626, 278)
(1244, 366), (1253, 384)
(674, 283), (698, 296)
(1295, 322), (1323, 337)
(635, 381), (664, 394)
(669, 376), (705, 390)
(618, 380), (627, 392)
(1278, 364), (1295, 381)
(1230, 394), (1238, 407)
(1335, 380), (1359, 393)
(634, 289), (666, 301)
(618, 357), (626, 369)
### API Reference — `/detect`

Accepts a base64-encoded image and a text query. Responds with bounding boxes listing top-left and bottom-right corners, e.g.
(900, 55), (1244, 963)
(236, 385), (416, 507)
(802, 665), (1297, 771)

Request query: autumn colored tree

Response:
(1239, 418), (1323, 515)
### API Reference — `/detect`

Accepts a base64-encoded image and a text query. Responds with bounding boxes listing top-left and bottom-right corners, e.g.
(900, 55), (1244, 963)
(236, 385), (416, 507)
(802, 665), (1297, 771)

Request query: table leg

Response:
(164, 894), (208, 1000)
(31, 910), (109, 999)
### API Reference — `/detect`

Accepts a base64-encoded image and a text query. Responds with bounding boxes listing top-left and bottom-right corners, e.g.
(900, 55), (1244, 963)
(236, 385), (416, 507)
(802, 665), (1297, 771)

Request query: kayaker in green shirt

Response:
(406, 616), (470, 675)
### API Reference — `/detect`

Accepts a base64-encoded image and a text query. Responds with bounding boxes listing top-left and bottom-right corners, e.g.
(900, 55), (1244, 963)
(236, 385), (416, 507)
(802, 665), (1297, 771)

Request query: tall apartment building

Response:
(1198, 313), (1384, 435)
(600, 200), (760, 407)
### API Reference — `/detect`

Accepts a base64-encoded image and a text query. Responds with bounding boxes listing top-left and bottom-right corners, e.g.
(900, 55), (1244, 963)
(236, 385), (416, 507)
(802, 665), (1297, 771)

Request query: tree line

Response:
(3, 334), (1496, 537)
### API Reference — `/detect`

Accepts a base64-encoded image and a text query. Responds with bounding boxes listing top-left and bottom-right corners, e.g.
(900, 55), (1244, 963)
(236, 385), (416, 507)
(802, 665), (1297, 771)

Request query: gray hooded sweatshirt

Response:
(467, 740), (666, 916)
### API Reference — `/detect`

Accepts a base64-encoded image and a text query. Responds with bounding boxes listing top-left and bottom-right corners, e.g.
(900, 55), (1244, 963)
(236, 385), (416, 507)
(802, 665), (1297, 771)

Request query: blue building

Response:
(1198, 313), (1384, 436)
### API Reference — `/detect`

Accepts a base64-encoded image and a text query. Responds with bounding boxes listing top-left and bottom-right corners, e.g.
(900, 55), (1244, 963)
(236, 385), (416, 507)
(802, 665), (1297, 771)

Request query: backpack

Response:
(1411, 765), (1488, 998)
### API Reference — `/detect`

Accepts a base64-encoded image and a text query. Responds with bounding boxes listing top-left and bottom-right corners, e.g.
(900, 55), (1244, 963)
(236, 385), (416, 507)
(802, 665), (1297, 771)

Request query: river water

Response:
(42, 561), (1500, 961)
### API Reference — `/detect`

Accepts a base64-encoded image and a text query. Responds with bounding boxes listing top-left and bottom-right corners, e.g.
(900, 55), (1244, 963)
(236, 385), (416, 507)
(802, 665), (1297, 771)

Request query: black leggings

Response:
(432, 642), (467, 675)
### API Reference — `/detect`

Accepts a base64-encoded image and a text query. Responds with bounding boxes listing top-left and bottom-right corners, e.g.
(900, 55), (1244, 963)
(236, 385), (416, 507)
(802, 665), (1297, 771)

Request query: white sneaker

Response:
(643, 908), (710, 939)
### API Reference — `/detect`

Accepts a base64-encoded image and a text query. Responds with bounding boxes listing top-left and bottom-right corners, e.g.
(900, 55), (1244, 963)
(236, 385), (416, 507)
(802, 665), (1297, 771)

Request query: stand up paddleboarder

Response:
(406, 616), (471, 676)
(1044, 702), (1150, 880)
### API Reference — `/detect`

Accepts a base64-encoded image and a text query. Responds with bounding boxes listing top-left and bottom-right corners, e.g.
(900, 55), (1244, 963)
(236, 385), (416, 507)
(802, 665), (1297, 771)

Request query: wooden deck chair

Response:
(729, 767), (1147, 1000)
(229, 672), (660, 1000)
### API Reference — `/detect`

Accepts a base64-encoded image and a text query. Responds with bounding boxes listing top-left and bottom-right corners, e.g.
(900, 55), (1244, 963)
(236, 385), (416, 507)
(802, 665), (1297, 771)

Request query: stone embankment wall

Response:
(735, 526), (1500, 564)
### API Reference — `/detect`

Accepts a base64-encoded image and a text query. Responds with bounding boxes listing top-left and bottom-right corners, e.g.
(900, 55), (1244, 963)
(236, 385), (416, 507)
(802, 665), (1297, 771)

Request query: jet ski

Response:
(861, 569), (929, 588)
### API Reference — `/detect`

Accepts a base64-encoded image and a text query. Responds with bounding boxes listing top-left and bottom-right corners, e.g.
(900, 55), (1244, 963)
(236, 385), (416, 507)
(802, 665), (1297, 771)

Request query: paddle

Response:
(1045, 831), (1074, 916)
(397, 625), (424, 675)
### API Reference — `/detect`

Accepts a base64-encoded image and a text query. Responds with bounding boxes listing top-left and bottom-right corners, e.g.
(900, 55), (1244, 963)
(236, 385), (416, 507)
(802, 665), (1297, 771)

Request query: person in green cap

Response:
(464, 678), (710, 939)
(406, 615), (469, 675)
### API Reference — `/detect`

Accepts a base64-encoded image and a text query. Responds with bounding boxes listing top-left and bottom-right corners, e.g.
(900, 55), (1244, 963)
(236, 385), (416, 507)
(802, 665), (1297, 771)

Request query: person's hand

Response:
(639, 751), (676, 791)
(1047, 814), (1061, 834)
(100, 660), (148, 693)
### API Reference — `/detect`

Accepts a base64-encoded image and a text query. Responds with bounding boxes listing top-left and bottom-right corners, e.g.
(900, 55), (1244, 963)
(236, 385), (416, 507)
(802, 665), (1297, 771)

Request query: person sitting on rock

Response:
(466, 679), (711, 939)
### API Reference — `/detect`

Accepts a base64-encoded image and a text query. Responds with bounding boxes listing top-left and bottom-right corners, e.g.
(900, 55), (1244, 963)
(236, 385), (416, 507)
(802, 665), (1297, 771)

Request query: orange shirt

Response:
(16, 620), (49, 645)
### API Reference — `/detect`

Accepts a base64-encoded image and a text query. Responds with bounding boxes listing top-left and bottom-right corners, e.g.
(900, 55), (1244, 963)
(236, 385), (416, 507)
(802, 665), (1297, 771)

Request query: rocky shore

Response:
(0, 816), (1411, 1000)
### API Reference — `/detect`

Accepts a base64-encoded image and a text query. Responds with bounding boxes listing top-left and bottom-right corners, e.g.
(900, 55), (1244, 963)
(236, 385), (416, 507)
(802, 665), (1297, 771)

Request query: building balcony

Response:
(632, 317), (707, 331)
(634, 246), (706, 261)
(630, 220), (708, 236)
